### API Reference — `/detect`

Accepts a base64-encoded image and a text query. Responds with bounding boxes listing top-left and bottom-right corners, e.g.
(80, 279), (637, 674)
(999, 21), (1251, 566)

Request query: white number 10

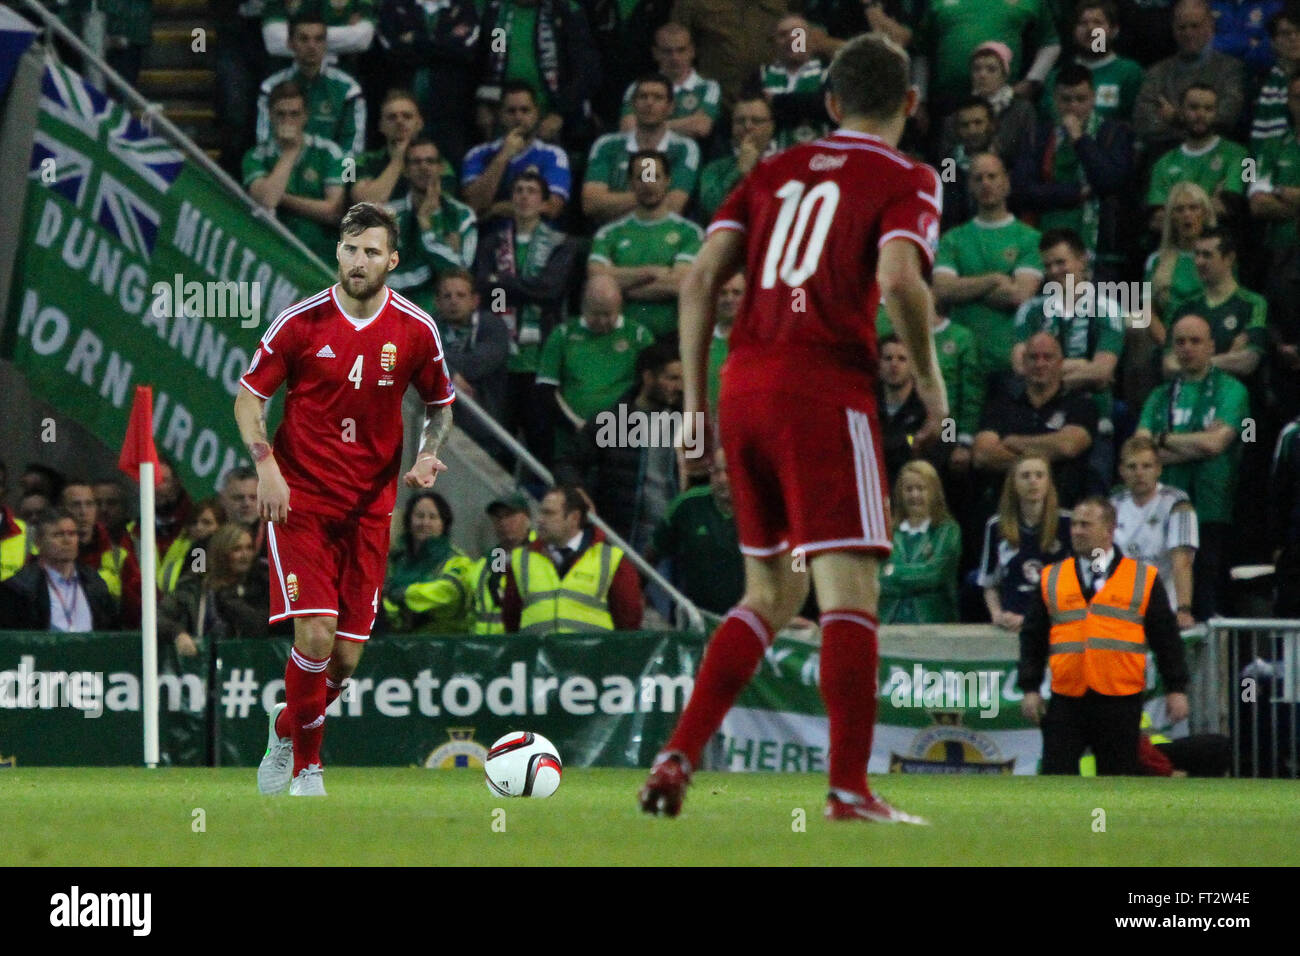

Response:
(760, 179), (840, 289)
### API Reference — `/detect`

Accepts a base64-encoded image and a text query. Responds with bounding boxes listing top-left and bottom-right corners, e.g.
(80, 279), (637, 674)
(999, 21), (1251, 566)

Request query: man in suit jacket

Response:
(1018, 496), (1187, 774)
(1, 509), (118, 631)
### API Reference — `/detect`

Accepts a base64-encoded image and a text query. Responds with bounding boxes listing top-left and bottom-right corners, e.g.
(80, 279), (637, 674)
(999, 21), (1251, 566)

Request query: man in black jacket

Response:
(434, 268), (512, 459)
(1019, 496), (1188, 774)
(1012, 63), (1136, 280)
(1, 510), (118, 631)
(554, 340), (682, 552)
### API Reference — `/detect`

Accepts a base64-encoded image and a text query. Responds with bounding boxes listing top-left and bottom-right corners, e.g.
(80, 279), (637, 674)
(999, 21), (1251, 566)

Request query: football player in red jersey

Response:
(639, 34), (949, 823)
(235, 202), (456, 796)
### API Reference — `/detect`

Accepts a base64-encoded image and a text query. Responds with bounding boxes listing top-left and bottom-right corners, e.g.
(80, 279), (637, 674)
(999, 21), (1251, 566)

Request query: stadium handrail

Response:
(16, 0), (333, 275)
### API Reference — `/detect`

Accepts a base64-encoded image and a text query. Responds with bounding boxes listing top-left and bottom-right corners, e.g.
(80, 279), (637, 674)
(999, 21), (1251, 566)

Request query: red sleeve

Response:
(501, 566), (522, 633)
(707, 164), (753, 238)
(413, 322), (456, 407)
(240, 319), (295, 399)
(609, 555), (643, 631)
(1138, 734), (1175, 776)
(877, 163), (943, 275)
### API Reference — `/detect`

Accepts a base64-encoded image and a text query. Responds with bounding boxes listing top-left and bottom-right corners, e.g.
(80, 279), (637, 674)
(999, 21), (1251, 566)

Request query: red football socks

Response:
(666, 606), (773, 768)
(325, 677), (345, 708)
(818, 609), (881, 798)
(279, 647), (330, 776)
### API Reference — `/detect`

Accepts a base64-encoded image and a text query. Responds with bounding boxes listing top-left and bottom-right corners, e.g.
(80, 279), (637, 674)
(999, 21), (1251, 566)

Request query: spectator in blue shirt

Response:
(461, 81), (571, 222)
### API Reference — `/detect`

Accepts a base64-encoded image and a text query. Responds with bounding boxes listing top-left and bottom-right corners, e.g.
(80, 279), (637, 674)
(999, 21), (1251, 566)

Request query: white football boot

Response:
(257, 702), (293, 795)
(290, 764), (326, 797)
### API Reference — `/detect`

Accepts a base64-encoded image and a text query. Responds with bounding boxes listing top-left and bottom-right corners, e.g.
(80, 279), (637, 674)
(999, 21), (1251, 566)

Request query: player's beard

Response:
(341, 269), (386, 301)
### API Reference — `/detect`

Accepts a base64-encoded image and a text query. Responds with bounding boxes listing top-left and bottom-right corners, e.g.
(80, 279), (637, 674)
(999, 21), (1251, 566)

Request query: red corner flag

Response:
(118, 385), (162, 486)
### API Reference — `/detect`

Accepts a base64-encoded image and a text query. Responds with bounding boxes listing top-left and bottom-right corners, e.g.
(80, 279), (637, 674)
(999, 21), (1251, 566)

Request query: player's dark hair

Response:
(1075, 494), (1118, 529)
(1074, 0), (1119, 26)
(1182, 82), (1218, 103)
(636, 340), (680, 379)
(633, 72), (674, 101)
(1039, 228), (1088, 259)
(826, 33), (910, 122)
(511, 168), (552, 200)
(267, 80), (305, 112)
(400, 490), (452, 558)
(436, 267), (476, 291)
(1056, 62), (1093, 89)
(1197, 225), (1237, 257)
(955, 95), (994, 119)
(340, 202), (400, 255)
(288, 15), (327, 37)
(550, 484), (590, 526)
(500, 80), (539, 105)
(627, 149), (672, 181)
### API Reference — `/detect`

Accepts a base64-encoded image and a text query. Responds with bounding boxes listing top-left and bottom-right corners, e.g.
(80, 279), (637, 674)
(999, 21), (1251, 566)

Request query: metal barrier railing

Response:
(1205, 618), (1300, 779)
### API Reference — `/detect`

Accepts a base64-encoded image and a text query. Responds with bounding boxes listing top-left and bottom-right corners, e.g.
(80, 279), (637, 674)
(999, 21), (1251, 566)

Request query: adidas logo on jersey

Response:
(316, 345), (336, 358)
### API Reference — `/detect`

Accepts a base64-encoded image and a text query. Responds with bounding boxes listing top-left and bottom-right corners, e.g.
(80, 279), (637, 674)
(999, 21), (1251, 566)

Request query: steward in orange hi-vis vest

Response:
(1042, 556), (1155, 697)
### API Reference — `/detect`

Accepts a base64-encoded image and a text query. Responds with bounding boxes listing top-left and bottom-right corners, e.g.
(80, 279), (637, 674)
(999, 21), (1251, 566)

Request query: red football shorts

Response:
(266, 511), (391, 641)
(718, 386), (893, 560)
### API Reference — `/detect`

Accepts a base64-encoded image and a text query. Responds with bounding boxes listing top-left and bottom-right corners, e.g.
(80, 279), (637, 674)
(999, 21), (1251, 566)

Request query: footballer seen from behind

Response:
(639, 34), (949, 823)
(234, 202), (456, 797)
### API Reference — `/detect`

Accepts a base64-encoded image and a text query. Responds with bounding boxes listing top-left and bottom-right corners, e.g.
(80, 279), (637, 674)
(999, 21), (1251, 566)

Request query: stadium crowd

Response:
(15, 0), (1300, 643)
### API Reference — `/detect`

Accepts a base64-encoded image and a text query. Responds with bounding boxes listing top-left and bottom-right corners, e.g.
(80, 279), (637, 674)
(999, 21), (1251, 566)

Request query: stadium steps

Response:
(139, 0), (221, 154)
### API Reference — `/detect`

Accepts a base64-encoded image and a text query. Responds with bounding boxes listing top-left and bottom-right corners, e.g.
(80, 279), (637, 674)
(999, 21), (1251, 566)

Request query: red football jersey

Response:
(240, 285), (455, 520)
(710, 129), (941, 403)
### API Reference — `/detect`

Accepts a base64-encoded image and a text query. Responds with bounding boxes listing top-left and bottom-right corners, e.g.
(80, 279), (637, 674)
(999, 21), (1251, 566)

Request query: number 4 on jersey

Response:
(760, 180), (841, 289)
(348, 355), (364, 389)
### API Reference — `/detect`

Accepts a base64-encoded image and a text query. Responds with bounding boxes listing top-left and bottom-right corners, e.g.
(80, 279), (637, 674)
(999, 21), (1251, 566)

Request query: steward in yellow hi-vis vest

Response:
(500, 486), (643, 635)
(0, 507), (28, 582)
(1017, 497), (1189, 776)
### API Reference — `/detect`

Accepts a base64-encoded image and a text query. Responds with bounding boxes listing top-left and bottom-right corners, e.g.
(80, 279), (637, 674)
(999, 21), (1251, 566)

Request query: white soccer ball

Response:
(485, 732), (563, 798)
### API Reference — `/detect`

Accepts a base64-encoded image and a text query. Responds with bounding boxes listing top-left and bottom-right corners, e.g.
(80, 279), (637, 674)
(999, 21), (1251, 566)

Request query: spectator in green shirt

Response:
(382, 491), (474, 635)
(1145, 180), (1215, 332)
(932, 152), (1043, 390)
(352, 89), (454, 206)
(756, 14), (831, 148)
(1146, 84), (1249, 234)
(256, 16), (366, 157)
(707, 273), (744, 415)
(697, 94), (777, 224)
(583, 73), (701, 226)
(1162, 228), (1267, 381)
(647, 447), (743, 616)
(587, 150), (703, 341)
(384, 138), (477, 310)
(880, 460), (962, 624)
(1041, 0), (1145, 125)
(1249, 6), (1300, 152)
(619, 23), (722, 144)
(1137, 313), (1251, 617)
(244, 81), (346, 264)
(537, 274), (655, 458)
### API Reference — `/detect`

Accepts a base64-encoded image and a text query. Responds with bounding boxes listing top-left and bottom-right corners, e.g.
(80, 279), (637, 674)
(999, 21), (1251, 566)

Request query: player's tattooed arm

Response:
(405, 404), (453, 488)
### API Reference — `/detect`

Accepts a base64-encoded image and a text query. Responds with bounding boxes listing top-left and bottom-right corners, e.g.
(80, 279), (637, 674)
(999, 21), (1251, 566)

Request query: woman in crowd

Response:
(382, 490), (474, 634)
(158, 497), (226, 592)
(1144, 181), (1216, 341)
(978, 455), (1072, 631)
(160, 522), (267, 657)
(880, 461), (962, 624)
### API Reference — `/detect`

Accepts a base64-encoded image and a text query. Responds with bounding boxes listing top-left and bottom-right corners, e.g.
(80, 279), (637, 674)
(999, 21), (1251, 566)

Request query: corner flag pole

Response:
(119, 386), (161, 768)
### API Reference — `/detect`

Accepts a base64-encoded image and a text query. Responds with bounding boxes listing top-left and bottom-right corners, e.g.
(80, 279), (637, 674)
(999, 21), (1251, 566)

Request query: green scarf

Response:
(387, 534), (456, 597)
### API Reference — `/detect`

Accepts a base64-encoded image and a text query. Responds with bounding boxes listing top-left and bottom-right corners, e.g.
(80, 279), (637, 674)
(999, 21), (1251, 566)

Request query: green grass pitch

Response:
(2, 768), (1292, 866)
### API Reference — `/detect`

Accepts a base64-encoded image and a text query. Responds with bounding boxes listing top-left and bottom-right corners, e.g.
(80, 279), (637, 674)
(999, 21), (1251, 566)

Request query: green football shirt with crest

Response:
(621, 71), (722, 126)
(585, 130), (701, 197)
(652, 485), (743, 615)
(1139, 367), (1250, 524)
(1250, 132), (1300, 249)
(758, 59), (830, 147)
(242, 134), (344, 263)
(1146, 137), (1250, 207)
(934, 215), (1043, 378)
(1170, 286), (1268, 356)
(535, 315), (656, 421)
(588, 212), (703, 338)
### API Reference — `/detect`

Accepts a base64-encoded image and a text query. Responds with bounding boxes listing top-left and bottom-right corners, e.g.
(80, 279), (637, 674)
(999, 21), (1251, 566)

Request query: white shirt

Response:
(44, 566), (92, 632)
(1080, 547), (1116, 595)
